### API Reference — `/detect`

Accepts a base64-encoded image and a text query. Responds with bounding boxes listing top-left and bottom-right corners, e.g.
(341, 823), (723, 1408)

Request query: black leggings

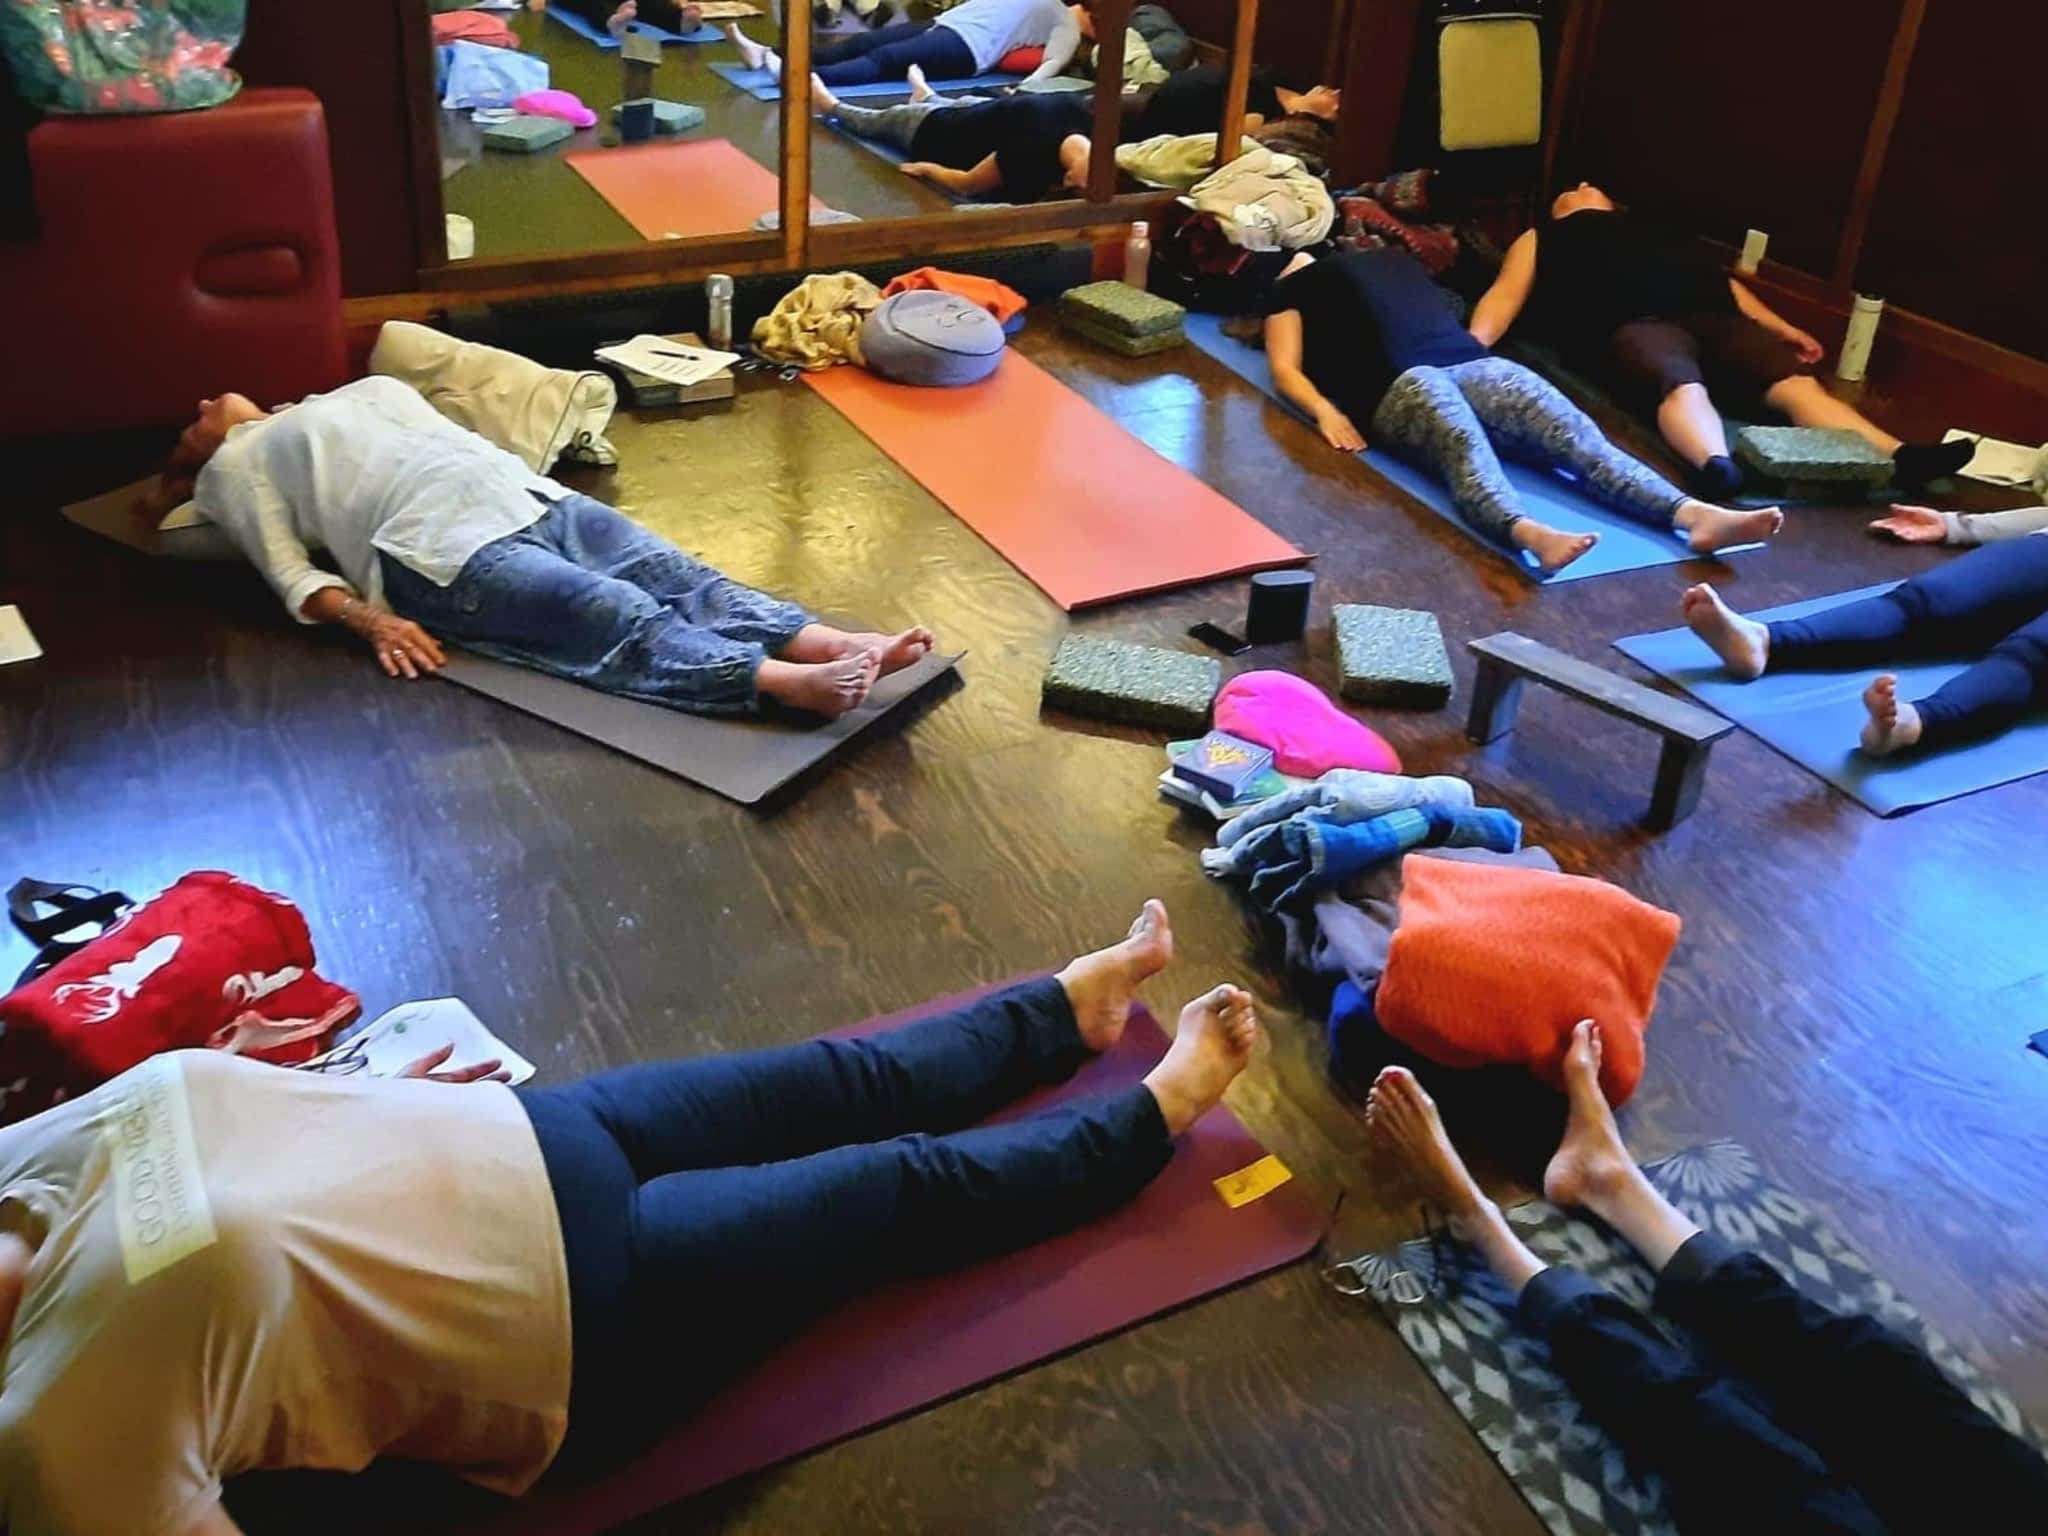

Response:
(1766, 537), (2048, 749)
(1526, 1232), (2048, 1532)
(812, 18), (976, 85)
(517, 978), (1172, 1463)
(555, 0), (697, 32)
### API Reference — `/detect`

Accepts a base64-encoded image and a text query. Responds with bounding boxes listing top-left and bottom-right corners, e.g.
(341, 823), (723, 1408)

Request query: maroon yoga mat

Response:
(469, 981), (1324, 1534)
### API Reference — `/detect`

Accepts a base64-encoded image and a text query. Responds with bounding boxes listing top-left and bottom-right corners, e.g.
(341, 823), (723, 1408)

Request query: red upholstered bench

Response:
(1, 87), (347, 439)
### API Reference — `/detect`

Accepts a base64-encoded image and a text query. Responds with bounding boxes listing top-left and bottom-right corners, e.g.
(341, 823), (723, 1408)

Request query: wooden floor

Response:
(441, 8), (951, 260)
(4, 328), (2046, 1535)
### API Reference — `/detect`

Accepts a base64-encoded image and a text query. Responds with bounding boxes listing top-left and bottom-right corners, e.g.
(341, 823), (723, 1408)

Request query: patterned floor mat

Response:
(1347, 1141), (2048, 1535)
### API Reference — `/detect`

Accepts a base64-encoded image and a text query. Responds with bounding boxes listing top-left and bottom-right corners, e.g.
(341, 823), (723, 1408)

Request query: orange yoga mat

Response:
(565, 138), (809, 241)
(807, 355), (1310, 609)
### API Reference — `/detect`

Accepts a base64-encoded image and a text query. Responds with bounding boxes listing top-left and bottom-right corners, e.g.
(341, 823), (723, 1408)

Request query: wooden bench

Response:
(1465, 632), (1733, 830)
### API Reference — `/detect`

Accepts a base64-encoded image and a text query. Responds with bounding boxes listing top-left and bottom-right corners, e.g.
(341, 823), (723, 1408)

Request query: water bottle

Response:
(706, 273), (735, 350)
(1835, 294), (1883, 383)
(1122, 222), (1151, 292)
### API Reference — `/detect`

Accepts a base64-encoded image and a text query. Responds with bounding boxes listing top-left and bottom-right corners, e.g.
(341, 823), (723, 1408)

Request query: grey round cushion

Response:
(860, 290), (1006, 387)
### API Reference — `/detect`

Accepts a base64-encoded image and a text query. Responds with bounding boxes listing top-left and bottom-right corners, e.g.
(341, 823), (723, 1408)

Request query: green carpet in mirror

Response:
(1060, 313), (1185, 357)
(1059, 281), (1187, 338)
(1042, 637), (1221, 733)
(482, 115), (574, 154)
(1732, 425), (1893, 486)
(1333, 603), (1453, 708)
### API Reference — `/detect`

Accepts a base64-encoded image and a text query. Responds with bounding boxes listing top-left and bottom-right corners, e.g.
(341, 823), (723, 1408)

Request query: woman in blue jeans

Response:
(166, 380), (935, 717)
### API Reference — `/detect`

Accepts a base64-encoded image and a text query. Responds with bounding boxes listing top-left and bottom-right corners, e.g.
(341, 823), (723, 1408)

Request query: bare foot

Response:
(906, 62), (933, 102)
(754, 652), (877, 716)
(782, 623), (936, 675)
(1366, 1067), (1491, 1235)
(809, 72), (839, 116)
(1540, 1021), (1634, 1210)
(1681, 582), (1769, 679)
(1674, 498), (1785, 555)
(725, 23), (769, 69)
(1143, 985), (1257, 1134)
(1055, 899), (1173, 1052)
(1859, 673), (1924, 757)
(1510, 518), (1600, 575)
(608, 0), (638, 33)
(678, 2), (702, 27)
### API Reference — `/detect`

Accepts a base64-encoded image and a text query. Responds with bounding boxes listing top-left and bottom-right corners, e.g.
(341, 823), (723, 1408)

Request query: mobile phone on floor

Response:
(1188, 621), (1250, 656)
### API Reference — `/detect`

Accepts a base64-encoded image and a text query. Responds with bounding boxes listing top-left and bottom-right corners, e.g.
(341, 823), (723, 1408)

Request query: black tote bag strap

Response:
(7, 878), (134, 986)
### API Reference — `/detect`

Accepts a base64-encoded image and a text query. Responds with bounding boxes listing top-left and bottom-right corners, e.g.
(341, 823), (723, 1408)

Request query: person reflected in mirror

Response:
(729, 0), (1082, 91)
(809, 67), (1093, 201)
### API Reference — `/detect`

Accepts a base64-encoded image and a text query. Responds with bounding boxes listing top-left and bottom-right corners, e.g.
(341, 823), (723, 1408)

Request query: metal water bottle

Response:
(706, 273), (735, 350)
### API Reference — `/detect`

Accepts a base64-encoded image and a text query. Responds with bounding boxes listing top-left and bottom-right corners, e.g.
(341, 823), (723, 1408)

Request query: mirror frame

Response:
(374, 0), (1261, 312)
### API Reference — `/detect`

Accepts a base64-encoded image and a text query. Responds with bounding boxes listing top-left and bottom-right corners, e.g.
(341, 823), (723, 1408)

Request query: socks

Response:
(1892, 438), (1974, 489)
(1693, 455), (1744, 499)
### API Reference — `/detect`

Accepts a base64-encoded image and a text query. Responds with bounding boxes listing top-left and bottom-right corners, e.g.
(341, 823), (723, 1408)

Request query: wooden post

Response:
(1216, 0), (1261, 166)
(1086, 0), (1133, 203)
(1329, 0), (1423, 187)
(777, 1), (814, 270)
(1540, 0), (1606, 194)
(1832, 0), (1928, 290)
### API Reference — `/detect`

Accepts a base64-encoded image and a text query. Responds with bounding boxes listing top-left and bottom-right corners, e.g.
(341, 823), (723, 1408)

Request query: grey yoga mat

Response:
(437, 649), (961, 805)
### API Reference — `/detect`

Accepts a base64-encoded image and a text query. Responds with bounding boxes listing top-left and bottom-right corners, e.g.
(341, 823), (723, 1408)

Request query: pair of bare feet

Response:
(754, 622), (937, 716)
(1681, 583), (1923, 755)
(1055, 900), (1260, 1136)
(1509, 500), (1784, 576)
(808, 64), (935, 118)
(1368, 1019), (1701, 1295)
(726, 23), (781, 75)
(606, 1), (703, 34)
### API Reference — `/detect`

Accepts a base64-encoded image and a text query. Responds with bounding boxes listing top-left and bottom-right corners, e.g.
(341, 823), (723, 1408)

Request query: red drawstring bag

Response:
(0, 872), (359, 1123)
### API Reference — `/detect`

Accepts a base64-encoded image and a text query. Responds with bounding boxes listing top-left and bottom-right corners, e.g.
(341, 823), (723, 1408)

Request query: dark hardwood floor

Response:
(3, 327), (2044, 1535)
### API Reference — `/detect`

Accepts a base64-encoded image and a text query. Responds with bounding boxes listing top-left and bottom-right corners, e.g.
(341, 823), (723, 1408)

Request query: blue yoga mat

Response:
(709, 59), (1021, 101)
(546, 6), (722, 47)
(1184, 314), (1761, 585)
(1615, 584), (2048, 815)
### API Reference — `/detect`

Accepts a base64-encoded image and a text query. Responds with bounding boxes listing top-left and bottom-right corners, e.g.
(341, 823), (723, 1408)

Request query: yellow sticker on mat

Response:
(1212, 1153), (1293, 1208)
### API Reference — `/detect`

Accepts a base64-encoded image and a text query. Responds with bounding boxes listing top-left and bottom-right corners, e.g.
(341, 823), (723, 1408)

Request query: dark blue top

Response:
(1265, 249), (1486, 422)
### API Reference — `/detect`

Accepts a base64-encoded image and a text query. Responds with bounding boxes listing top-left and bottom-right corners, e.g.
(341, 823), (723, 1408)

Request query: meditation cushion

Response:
(1060, 280), (1186, 338)
(1333, 603), (1453, 708)
(482, 114), (574, 153)
(1376, 857), (1682, 1105)
(1733, 425), (1894, 487)
(1214, 671), (1401, 778)
(1042, 637), (1221, 734)
(860, 291), (1006, 387)
(999, 45), (1045, 72)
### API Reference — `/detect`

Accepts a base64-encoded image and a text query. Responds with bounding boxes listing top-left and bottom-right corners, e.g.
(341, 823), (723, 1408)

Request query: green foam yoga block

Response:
(612, 99), (706, 135)
(1042, 637), (1221, 734)
(1733, 425), (1893, 486)
(1061, 312), (1186, 357)
(1333, 603), (1454, 708)
(482, 115), (574, 153)
(1059, 281), (1187, 338)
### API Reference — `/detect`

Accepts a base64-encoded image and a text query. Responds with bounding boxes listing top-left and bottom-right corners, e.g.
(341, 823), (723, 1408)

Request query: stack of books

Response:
(1158, 731), (1296, 819)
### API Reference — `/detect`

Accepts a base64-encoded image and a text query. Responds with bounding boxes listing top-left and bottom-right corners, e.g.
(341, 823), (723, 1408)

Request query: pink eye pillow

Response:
(1214, 670), (1402, 778)
(515, 90), (598, 129)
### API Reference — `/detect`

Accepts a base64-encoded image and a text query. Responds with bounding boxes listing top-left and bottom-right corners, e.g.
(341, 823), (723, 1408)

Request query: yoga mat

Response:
(438, 648), (961, 805)
(564, 137), (800, 240)
(805, 353), (1309, 609)
(709, 59), (1022, 101)
(1184, 314), (1761, 585)
(1357, 1140), (2048, 1536)
(544, 5), (722, 47)
(1614, 584), (2048, 815)
(460, 989), (1324, 1534)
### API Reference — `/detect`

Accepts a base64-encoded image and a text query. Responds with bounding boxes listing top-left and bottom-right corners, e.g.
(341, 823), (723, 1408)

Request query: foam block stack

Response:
(1333, 604), (1454, 708)
(1733, 425), (1893, 489)
(1058, 282), (1187, 357)
(1042, 636), (1221, 733)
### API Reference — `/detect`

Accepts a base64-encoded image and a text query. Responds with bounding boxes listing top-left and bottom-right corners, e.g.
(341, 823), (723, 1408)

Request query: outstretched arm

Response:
(299, 586), (447, 679)
(1468, 229), (1537, 346)
(1730, 278), (1823, 363)
(1264, 271), (1366, 452)
(1022, 8), (1083, 87)
(901, 153), (1003, 197)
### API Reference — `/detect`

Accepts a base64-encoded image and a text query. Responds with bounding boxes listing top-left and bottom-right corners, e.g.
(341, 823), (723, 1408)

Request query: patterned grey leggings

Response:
(828, 93), (994, 154)
(1368, 357), (1687, 540)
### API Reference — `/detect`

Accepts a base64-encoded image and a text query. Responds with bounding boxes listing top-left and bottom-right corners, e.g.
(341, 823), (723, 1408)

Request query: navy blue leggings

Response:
(518, 977), (1171, 1461)
(1766, 537), (2048, 748)
(812, 18), (975, 85)
(1525, 1233), (2048, 1532)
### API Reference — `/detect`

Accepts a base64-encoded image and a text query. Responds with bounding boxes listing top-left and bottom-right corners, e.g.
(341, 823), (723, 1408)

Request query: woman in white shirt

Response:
(164, 382), (934, 718)
(727, 0), (1082, 91)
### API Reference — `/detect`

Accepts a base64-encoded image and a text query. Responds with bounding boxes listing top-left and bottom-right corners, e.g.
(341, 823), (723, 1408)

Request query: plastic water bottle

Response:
(706, 274), (734, 350)
(1836, 294), (1883, 383)
(1123, 221), (1151, 292)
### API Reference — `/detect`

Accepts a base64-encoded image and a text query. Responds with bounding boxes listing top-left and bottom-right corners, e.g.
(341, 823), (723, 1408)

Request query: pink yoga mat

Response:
(565, 138), (811, 241)
(467, 982), (1324, 1534)
(806, 356), (1312, 610)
